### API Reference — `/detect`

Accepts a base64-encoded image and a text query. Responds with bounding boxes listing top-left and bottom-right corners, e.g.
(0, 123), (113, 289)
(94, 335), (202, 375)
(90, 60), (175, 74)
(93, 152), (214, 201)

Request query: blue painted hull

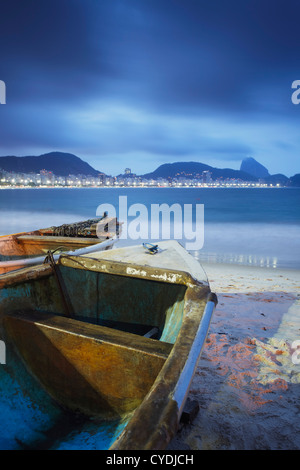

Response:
(0, 344), (128, 450)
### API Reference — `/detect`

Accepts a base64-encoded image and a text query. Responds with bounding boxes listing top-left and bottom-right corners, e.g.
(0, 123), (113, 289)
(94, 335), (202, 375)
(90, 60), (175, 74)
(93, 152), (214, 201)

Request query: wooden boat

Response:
(0, 214), (121, 274)
(0, 240), (217, 450)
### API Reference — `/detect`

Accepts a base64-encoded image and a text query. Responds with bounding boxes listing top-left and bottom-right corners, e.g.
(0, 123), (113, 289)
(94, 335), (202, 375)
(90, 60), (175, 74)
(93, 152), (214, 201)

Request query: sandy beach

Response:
(169, 262), (300, 450)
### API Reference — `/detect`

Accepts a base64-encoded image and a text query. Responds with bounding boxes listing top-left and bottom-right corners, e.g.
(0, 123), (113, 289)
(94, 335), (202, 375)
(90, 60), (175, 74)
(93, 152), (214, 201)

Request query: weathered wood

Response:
(58, 253), (200, 287)
(0, 240), (217, 450)
(4, 311), (173, 417)
(0, 216), (121, 274)
(16, 235), (100, 246)
(0, 263), (53, 288)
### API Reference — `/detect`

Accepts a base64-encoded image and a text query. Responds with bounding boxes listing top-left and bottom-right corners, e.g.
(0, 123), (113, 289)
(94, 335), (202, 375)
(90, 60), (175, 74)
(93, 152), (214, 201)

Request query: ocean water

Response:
(0, 187), (299, 270)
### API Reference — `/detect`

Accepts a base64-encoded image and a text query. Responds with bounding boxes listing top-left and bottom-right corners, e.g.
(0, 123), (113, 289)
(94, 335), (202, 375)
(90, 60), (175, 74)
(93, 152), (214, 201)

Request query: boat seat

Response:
(4, 310), (172, 359)
(3, 310), (173, 416)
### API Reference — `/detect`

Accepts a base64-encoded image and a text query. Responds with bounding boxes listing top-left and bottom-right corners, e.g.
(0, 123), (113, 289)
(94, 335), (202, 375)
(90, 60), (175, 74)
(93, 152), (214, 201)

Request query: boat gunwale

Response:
(0, 249), (206, 289)
(58, 253), (208, 288)
(15, 234), (102, 245)
(0, 262), (53, 287)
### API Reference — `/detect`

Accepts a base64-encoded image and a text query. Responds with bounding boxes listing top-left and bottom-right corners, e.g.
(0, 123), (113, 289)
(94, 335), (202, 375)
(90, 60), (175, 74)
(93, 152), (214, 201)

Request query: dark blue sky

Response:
(0, 0), (299, 176)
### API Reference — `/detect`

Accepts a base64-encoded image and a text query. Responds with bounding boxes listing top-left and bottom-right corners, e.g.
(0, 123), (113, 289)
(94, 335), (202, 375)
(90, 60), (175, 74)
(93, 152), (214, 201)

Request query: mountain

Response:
(290, 173), (300, 187)
(264, 173), (289, 185)
(141, 160), (300, 186)
(0, 152), (102, 176)
(240, 157), (270, 179)
(141, 161), (258, 181)
(1, 152), (298, 186)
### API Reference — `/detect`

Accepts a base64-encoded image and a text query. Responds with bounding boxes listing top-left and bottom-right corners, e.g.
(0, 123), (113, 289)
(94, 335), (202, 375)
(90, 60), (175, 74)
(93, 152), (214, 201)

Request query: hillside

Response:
(290, 173), (300, 187)
(141, 161), (258, 181)
(0, 152), (102, 176)
(0, 152), (298, 186)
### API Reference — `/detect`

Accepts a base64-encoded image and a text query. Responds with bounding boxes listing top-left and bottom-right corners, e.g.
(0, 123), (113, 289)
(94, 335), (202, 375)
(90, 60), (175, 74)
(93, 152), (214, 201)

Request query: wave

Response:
(0, 204), (299, 270)
(0, 211), (88, 235)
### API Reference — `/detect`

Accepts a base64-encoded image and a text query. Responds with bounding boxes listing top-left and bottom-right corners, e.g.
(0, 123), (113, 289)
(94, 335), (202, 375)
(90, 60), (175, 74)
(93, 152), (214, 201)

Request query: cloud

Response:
(0, 0), (299, 176)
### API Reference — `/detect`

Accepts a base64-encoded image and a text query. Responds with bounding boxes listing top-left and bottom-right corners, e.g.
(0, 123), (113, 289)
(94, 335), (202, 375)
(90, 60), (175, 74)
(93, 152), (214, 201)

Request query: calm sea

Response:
(0, 187), (299, 270)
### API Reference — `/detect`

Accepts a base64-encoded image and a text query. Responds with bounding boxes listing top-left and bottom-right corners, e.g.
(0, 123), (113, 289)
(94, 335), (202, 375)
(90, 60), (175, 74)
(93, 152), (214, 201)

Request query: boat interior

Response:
(0, 232), (101, 261)
(0, 242), (214, 449)
(1, 256), (189, 418)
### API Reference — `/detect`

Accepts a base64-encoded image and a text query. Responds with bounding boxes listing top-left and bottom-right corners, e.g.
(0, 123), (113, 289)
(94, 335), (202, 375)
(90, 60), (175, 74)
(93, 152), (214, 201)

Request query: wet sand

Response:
(169, 263), (300, 450)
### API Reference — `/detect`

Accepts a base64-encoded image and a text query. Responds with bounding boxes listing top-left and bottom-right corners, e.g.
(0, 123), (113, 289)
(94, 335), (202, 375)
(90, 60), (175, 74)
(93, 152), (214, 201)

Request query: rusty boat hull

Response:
(0, 240), (217, 450)
(0, 215), (121, 275)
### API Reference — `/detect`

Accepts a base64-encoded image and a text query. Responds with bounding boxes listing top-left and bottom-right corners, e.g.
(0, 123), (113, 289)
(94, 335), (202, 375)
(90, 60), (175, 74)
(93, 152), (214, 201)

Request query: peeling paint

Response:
(126, 267), (147, 277)
(150, 272), (182, 284)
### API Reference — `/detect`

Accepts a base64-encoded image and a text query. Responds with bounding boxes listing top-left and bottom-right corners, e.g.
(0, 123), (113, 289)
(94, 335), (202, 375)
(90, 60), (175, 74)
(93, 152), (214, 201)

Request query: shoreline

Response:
(0, 185), (294, 190)
(169, 261), (300, 450)
(201, 260), (300, 293)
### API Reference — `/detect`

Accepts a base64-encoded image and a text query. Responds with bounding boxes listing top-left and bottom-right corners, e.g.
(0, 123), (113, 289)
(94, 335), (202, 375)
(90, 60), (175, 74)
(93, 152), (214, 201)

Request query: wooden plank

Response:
(0, 263), (53, 288)
(3, 311), (173, 417)
(6, 310), (173, 357)
(16, 235), (100, 245)
(59, 254), (196, 286)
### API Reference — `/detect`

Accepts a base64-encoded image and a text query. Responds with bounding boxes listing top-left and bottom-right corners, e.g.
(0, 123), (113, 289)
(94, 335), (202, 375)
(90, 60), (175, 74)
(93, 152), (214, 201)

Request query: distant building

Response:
(97, 173), (106, 184)
(125, 168), (131, 175)
(40, 169), (54, 185)
(202, 171), (212, 183)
